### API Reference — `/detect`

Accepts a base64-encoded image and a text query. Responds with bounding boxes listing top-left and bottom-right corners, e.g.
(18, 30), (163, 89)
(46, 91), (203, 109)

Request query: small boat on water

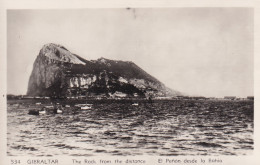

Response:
(39, 110), (46, 114)
(75, 103), (93, 107)
(29, 105), (62, 115)
(57, 109), (63, 114)
(28, 110), (39, 115)
(75, 103), (93, 110)
(81, 106), (92, 110)
(53, 108), (63, 114)
(29, 106), (47, 115)
(44, 105), (54, 109)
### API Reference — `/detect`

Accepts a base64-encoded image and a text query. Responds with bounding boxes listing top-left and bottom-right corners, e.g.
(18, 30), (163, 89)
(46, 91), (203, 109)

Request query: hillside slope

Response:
(27, 43), (182, 98)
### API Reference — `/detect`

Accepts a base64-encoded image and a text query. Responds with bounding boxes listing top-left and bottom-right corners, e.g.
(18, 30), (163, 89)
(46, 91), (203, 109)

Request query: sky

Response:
(7, 8), (253, 97)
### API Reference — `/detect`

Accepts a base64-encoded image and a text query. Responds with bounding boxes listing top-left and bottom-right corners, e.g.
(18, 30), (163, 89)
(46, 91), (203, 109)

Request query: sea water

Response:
(7, 99), (253, 156)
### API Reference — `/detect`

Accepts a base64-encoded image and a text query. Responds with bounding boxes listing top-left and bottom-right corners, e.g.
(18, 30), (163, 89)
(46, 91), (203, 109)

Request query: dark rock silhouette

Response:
(27, 43), (181, 98)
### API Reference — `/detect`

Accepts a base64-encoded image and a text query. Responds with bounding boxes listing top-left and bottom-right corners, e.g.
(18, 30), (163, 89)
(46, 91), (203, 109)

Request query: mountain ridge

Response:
(27, 43), (182, 98)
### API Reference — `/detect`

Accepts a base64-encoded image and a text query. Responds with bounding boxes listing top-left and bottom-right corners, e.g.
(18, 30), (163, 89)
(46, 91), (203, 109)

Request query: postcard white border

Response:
(1, 0), (260, 165)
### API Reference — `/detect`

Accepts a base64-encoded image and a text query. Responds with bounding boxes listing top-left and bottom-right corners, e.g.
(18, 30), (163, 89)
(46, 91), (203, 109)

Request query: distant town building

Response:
(190, 96), (207, 100)
(247, 96), (254, 100)
(209, 97), (216, 100)
(133, 93), (139, 97)
(176, 96), (184, 100)
(112, 92), (127, 98)
(24, 96), (34, 99)
(155, 96), (172, 100)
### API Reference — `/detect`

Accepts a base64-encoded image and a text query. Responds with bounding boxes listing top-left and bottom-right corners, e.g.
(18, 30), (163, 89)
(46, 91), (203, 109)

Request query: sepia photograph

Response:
(6, 8), (254, 158)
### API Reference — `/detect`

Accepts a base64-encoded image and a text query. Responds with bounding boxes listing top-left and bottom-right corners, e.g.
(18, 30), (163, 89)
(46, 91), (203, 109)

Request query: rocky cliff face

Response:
(27, 43), (181, 98)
